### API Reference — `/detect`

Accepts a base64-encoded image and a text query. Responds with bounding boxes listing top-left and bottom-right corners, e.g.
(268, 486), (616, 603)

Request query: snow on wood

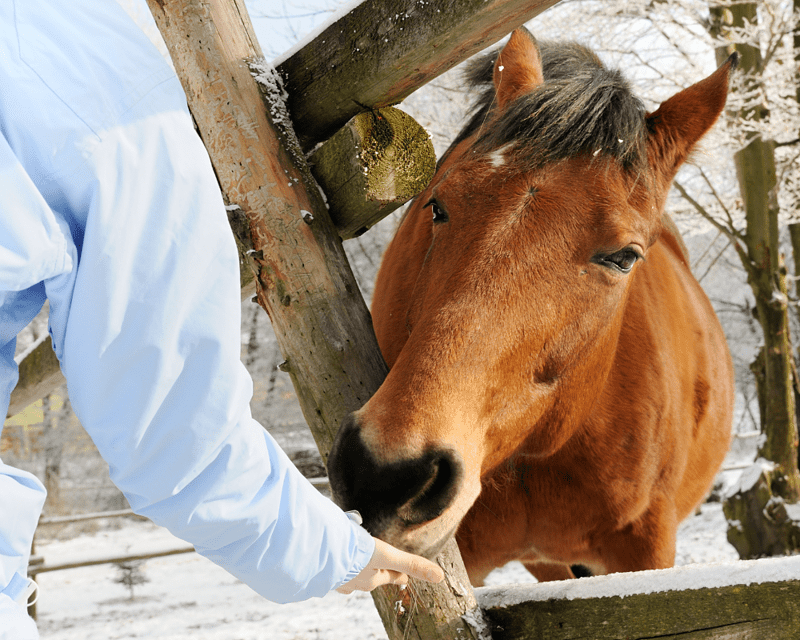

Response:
(477, 556), (800, 640)
(478, 555), (800, 608)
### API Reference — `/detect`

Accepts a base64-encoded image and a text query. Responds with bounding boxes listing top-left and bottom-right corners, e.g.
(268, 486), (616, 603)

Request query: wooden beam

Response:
(145, 1), (489, 638)
(276, 0), (561, 151)
(478, 556), (800, 640)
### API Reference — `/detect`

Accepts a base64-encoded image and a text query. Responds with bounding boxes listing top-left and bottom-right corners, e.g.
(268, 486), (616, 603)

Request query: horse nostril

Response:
(327, 413), (464, 533)
(398, 451), (460, 525)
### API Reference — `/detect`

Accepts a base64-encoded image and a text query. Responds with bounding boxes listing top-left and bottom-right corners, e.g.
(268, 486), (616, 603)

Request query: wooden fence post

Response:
(145, 0), (490, 637)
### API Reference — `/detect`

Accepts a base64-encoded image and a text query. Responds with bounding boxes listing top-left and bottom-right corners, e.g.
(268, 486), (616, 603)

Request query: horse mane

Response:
(448, 40), (648, 175)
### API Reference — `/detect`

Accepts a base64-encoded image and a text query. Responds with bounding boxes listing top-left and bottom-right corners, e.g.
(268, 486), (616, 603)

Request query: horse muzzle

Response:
(327, 412), (465, 556)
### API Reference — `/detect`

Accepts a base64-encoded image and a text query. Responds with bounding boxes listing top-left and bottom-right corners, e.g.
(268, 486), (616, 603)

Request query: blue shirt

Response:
(0, 0), (373, 623)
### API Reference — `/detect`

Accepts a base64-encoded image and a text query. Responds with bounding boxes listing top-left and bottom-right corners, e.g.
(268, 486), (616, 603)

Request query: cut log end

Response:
(309, 107), (436, 240)
(354, 107), (436, 203)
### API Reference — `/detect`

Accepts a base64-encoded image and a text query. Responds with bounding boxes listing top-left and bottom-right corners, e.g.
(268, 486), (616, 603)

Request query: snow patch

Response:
(461, 606), (493, 640)
(725, 457), (775, 498)
(249, 58), (305, 167)
(785, 501), (800, 522)
(271, 0), (366, 66)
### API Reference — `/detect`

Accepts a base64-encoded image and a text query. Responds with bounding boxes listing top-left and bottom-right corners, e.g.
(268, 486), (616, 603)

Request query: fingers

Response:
(336, 569), (407, 595)
(370, 539), (445, 585)
(336, 538), (445, 596)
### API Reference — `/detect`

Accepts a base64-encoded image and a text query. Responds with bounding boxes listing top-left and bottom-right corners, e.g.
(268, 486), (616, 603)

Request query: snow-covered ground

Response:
(32, 499), (738, 640)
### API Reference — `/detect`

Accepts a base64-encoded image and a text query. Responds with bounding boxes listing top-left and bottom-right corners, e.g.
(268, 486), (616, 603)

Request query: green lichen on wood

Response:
(353, 107), (435, 204)
(309, 106), (435, 239)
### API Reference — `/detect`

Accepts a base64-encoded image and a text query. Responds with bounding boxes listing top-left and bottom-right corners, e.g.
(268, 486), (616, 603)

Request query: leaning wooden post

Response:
(146, 0), (490, 637)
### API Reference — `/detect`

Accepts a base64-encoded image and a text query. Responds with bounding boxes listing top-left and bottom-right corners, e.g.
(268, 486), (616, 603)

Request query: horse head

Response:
(328, 28), (736, 561)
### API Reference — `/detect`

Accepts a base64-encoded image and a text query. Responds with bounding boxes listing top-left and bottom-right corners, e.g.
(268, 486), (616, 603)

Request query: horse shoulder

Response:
(605, 237), (733, 513)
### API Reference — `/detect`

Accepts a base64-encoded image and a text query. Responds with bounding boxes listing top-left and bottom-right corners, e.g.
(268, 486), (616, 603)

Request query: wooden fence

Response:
(26, 509), (189, 621)
(477, 555), (800, 640)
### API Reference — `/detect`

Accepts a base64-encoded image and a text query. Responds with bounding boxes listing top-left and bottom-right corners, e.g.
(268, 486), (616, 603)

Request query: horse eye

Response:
(597, 248), (640, 273)
(429, 201), (449, 224)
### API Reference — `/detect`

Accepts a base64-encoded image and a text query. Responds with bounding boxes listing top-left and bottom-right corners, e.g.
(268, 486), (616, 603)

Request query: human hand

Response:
(336, 537), (445, 594)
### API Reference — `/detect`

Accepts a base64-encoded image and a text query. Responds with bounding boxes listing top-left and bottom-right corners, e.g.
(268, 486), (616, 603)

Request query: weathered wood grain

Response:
(276, 0), (561, 151)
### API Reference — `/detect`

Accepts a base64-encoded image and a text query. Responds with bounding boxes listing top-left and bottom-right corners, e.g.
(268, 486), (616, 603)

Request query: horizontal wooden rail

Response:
(477, 555), (800, 640)
(29, 546), (195, 576)
(28, 480), (328, 599)
(38, 509), (146, 526)
(276, 0), (560, 151)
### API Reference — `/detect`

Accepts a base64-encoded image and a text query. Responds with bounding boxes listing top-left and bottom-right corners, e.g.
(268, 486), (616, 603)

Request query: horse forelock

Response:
(450, 41), (649, 177)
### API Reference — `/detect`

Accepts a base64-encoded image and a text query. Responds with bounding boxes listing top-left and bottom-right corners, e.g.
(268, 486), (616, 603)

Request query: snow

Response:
(461, 606), (492, 640)
(725, 457), (774, 497)
(477, 553), (800, 610)
(33, 519), (387, 640)
(32, 502), (743, 639)
(786, 501), (800, 522)
(271, 0), (365, 67)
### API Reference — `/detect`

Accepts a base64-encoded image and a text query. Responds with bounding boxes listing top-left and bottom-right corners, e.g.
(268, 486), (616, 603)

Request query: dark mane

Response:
(448, 40), (648, 173)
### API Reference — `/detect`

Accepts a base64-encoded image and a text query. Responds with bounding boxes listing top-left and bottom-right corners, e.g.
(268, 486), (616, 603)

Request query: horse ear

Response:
(494, 27), (544, 111)
(646, 53), (738, 180)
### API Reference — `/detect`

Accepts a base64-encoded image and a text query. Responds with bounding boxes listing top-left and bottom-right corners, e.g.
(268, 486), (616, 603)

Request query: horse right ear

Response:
(493, 27), (544, 111)
(645, 53), (738, 181)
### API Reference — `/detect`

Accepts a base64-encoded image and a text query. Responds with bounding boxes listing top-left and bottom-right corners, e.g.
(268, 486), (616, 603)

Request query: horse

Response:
(328, 28), (736, 585)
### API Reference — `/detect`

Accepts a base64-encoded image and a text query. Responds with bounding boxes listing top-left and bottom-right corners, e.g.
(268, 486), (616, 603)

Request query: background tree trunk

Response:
(710, 1), (800, 558)
(787, 0), (800, 465)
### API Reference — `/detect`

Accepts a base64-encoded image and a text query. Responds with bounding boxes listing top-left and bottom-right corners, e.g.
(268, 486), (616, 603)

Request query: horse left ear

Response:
(646, 53), (738, 180)
(494, 27), (544, 111)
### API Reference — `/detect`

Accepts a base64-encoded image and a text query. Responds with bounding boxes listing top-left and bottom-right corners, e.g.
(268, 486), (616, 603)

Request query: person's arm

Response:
(2, 0), (440, 603)
(50, 97), (377, 602)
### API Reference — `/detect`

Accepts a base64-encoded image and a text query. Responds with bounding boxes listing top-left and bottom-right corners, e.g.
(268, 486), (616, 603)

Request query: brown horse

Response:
(328, 28), (736, 585)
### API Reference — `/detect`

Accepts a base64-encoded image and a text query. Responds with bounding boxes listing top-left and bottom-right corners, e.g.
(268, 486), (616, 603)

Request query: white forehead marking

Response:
(488, 149), (506, 168)
(486, 143), (514, 169)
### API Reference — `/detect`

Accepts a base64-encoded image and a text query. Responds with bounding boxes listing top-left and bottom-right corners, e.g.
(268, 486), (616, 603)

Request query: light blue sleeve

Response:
(0, 0), (374, 605)
(0, 131), (63, 633)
